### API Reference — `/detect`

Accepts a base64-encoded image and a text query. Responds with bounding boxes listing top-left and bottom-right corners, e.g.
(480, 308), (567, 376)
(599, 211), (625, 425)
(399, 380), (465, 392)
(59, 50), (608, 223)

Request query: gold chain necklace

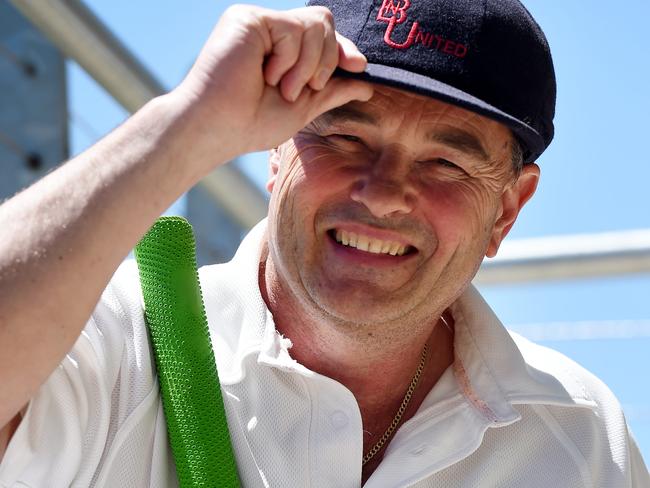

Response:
(362, 343), (428, 466)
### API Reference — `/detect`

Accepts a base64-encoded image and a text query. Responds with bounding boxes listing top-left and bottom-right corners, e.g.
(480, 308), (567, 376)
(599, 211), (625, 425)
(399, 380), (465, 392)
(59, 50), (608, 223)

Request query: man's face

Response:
(266, 85), (533, 326)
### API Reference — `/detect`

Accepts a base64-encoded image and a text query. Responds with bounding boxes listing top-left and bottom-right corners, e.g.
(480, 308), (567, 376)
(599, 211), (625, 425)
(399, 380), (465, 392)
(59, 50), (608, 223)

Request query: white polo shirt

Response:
(1, 220), (648, 487)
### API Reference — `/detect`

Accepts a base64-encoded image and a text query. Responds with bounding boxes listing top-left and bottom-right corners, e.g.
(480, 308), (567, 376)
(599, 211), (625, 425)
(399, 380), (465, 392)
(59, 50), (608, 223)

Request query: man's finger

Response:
(279, 22), (326, 102)
(263, 18), (304, 87)
(308, 19), (339, 91)
(336, 32), (368, 73)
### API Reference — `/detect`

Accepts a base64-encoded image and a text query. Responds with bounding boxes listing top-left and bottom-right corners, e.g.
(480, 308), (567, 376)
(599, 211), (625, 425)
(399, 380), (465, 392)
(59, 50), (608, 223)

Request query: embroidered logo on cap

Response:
(376, 0), (469, 58)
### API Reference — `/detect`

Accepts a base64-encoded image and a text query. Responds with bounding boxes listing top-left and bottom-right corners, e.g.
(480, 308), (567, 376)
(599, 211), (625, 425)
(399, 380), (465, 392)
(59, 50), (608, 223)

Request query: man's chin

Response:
(305, 285), (415, 326)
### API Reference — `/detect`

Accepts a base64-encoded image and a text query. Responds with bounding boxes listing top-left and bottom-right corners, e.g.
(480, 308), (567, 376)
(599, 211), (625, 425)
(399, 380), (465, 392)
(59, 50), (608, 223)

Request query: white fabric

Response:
(1, 219), (648, 487)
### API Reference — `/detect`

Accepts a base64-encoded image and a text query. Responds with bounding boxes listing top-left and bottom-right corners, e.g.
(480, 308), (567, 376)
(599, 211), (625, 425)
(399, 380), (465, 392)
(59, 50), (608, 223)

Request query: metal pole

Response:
(9, 0), (268, 229)
(476, 229), (650, 285)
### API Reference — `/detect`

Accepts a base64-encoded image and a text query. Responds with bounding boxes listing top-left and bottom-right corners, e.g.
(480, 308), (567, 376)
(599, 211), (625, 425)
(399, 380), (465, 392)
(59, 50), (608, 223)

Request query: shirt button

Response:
(330, 410), (349, 430)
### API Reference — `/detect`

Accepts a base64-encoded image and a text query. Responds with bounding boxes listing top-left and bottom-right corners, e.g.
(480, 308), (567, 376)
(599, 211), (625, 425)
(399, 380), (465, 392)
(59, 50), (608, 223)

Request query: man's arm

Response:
(0, 4), (372, 432)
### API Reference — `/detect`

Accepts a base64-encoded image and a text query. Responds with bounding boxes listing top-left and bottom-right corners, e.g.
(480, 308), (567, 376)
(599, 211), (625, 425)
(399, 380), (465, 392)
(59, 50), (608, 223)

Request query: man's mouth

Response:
(328, 229), (415, 256)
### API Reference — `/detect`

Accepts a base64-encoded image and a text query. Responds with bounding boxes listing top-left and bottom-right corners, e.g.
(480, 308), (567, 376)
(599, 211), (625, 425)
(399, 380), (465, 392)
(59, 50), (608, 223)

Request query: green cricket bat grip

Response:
(134, 216), (240, 487)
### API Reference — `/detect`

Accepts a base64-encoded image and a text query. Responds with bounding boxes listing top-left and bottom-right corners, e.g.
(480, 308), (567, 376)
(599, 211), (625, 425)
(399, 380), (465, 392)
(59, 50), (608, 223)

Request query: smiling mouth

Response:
(328, 229), (416, 256)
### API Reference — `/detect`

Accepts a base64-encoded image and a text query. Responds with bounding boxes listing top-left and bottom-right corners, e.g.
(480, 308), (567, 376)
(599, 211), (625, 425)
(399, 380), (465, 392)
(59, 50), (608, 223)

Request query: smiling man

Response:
(0, 0), (648, 487)
(262, 87), (539, 482)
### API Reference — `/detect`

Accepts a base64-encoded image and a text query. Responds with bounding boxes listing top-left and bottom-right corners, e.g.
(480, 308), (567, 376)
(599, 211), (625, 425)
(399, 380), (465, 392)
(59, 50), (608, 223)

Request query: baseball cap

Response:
(307, 0), (556, 163)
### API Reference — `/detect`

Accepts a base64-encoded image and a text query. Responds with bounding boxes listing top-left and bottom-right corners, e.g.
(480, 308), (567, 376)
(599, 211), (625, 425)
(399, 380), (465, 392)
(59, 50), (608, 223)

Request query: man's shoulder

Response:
(197, 234), (264, 308)
(508, 330), (609, 397)
(197, 257), (268, 380)
(198, 260), (245, 297)
(508, 331), (618, 409)
(504, 333), (650, 482)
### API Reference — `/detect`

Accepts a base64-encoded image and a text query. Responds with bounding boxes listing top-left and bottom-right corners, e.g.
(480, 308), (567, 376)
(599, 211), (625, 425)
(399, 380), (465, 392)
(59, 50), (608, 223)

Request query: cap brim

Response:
(335, 63), (545, 163)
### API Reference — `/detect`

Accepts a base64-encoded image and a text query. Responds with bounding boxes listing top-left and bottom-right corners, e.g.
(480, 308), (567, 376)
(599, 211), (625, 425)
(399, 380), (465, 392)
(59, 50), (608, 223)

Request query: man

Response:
(0, 0), (648, 486)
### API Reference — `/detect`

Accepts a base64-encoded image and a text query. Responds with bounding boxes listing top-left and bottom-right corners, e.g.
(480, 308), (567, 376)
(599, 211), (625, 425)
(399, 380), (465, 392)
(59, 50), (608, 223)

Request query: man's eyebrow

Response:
(427, 129), (489, 162)
(317, 105), (379, 126)
(313, 107), (490, 161)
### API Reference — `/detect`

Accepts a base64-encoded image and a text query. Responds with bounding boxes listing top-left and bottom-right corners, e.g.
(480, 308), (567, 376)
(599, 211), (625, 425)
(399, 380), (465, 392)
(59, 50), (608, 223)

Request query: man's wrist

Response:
(159, 86), (244, 178)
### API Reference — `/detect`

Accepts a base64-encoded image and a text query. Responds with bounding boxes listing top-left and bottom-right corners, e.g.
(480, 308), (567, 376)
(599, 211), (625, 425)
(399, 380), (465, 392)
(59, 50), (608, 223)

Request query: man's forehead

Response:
(323, 85), (439, 121)
(320, 84), (505, 131)
(316, 85), (512, 162)
(319, 104), (379, 127)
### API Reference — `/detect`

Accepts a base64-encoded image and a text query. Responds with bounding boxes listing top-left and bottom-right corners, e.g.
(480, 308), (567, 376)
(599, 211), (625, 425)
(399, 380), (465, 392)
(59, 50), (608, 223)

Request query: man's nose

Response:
(349, 161), (415, 218)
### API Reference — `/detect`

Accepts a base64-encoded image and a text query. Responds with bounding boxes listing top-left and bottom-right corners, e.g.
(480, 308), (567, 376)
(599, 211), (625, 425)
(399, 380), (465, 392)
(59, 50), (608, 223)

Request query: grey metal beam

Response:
(9, 0), (268, 229)
(476, 229), (650, 285)
(0, 1), (67, 199)
(8, 0), (161, 113)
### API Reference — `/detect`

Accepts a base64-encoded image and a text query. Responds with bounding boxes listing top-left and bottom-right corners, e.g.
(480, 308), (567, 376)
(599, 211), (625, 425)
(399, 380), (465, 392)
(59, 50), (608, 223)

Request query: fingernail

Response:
(288, 85), (301, 102)
(316, 69), (329, 90)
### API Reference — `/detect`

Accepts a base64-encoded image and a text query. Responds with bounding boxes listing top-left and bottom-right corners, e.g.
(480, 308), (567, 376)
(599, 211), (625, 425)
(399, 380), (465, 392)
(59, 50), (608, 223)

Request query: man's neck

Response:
(259, 249), (455, 475)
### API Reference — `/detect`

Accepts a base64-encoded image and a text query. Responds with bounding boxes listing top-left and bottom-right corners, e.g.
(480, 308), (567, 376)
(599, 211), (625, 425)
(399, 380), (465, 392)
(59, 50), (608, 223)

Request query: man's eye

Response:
(330, 134), (363, 144)
(437, 158), (460, 169)
(424, 158), (463, 171)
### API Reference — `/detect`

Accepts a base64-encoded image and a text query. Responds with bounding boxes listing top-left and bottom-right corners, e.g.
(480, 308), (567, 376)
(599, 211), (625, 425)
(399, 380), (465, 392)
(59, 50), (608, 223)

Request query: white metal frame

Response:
(9, 0), (268, 230)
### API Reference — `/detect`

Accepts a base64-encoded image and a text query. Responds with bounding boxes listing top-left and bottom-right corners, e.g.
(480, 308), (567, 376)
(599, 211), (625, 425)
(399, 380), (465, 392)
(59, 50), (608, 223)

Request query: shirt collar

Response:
(202, 219), (314, 382)
(449, 285), (597, 424)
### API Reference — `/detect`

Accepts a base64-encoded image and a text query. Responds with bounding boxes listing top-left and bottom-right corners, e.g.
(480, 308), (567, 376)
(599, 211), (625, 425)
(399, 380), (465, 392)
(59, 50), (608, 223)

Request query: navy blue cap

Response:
(307, 0), (556, 163)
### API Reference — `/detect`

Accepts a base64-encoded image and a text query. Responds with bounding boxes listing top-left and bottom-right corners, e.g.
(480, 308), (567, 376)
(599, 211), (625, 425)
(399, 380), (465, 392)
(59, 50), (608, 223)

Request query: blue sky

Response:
(67, 0), (650, 460)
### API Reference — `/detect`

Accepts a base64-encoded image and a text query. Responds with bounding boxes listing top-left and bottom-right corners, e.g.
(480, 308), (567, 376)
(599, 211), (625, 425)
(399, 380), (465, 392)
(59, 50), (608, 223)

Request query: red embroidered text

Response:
(376, 0), (469, 58)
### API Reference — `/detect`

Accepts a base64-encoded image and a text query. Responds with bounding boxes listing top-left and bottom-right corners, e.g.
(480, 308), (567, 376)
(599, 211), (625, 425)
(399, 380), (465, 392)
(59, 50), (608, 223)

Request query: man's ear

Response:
(266, 147), (281, 193)
(486, 163), (540, 258)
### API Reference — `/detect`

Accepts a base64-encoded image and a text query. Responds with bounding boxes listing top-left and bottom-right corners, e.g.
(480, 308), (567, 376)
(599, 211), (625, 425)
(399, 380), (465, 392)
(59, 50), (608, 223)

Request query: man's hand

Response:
(174, 5), (374, 165)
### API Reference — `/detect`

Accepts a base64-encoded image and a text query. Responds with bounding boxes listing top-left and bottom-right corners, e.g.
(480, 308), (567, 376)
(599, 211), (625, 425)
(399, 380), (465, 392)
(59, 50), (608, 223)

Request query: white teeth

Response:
(333, 230), (410, 256)
(369, 240), (382, 254)
(357, 235), (370, 252)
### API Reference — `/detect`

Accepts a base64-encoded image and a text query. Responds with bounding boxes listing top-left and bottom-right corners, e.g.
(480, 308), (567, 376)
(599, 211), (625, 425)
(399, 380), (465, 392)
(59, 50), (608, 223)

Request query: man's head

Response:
(264, 0), (553, 327)
(308, 0), (556, 164)
(265, 86), (539, 326)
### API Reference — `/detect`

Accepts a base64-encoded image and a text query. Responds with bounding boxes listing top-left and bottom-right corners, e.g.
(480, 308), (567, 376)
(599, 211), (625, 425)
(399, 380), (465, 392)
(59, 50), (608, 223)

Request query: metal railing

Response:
(475, 229), (650, 285)
(9, 0), (268, 230)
